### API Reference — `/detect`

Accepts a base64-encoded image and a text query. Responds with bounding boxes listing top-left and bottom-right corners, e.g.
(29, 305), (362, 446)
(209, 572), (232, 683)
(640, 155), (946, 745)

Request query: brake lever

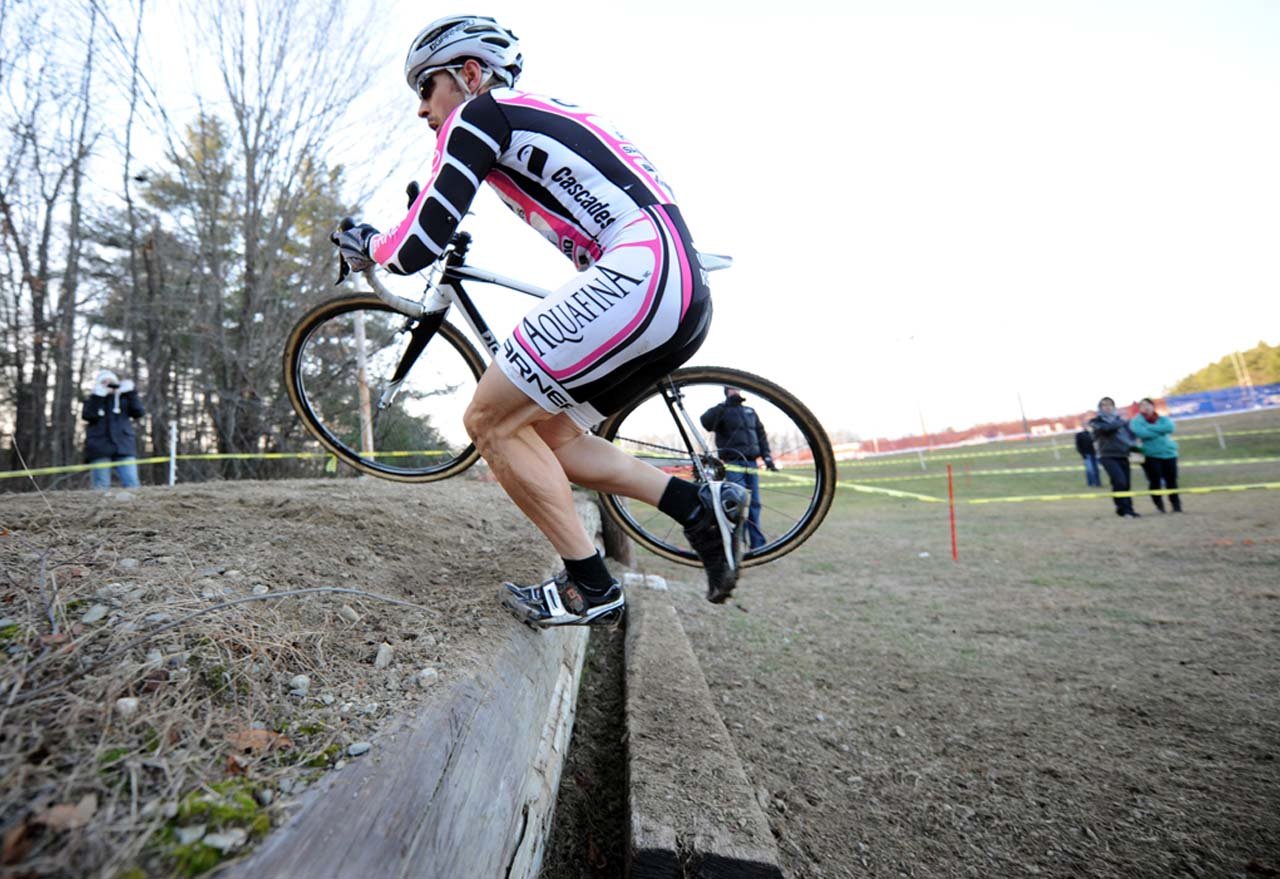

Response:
(333, 216), (357, 285)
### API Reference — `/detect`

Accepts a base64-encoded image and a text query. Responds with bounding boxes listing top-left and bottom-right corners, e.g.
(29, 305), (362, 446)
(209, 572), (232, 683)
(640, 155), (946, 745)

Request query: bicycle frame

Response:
(360, 232), (720, 482)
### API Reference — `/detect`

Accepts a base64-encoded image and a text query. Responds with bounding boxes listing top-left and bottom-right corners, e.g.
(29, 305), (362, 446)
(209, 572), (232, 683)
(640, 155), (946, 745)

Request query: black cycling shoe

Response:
(499, 571), (625, 628)
(683, 481), (749, 604)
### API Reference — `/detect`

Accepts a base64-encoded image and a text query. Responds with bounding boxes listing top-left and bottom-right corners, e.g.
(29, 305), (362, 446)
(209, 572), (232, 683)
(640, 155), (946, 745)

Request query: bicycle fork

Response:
(375, 308), (449, 411)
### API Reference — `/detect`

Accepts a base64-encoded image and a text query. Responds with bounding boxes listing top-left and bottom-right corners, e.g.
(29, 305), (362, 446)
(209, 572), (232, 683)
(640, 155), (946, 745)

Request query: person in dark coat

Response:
(83, 369), (146, 489)
(701, 387), (777, 549)
(1075, 414), (1101, 487)
(1088, 396), (1139, 518)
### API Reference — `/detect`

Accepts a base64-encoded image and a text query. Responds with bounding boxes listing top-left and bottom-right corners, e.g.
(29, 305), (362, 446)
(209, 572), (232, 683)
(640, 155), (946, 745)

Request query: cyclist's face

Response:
(418, 70), (465, 131)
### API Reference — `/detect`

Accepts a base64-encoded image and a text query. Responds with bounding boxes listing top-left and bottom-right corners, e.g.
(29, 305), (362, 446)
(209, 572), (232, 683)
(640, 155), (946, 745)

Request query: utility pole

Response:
(1017, 391), (1031, 442)
(1229, 350), (1257, 408)
(353, 311), (376, 456)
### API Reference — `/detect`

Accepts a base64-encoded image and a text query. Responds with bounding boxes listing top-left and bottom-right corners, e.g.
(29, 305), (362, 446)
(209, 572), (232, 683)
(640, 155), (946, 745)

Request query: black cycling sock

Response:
(563, 551), (614, 596)
(658, 477), (702, 524)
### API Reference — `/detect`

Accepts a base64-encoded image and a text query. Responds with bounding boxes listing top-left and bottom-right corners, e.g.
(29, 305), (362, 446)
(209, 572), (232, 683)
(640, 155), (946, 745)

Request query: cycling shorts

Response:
(497, 203), (711, 429)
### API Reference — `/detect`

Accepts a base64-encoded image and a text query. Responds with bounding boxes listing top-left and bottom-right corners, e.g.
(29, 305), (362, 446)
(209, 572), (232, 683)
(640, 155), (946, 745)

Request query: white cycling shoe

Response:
(499, 571), (625, 628)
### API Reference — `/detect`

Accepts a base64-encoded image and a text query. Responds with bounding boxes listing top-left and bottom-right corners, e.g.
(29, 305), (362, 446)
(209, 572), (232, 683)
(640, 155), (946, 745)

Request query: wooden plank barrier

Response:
(221, 503), (602, 879)
(625, 584), (784, 878)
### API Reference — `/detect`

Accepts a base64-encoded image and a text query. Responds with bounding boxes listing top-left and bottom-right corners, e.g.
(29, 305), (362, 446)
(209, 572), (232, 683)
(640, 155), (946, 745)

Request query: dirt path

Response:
(638, 491), (1280, 878)
(4, 477), (1278, 878)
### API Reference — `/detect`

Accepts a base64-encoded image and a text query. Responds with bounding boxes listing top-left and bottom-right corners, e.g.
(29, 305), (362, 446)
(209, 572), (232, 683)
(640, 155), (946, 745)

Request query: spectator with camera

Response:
(82, 369), (146, 489)
(1089, 396), (1140, 518)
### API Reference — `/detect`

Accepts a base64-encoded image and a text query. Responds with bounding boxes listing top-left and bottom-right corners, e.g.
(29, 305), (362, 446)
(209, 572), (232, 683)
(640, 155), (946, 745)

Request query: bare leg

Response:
(463, 367), (596, 559)
(534, 417), (670, 506)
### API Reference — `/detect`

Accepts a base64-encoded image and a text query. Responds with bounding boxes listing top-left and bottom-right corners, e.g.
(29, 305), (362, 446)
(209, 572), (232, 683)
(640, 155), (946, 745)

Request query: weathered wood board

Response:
(221, 502), (603, 879)
(625, 584), (784, 879)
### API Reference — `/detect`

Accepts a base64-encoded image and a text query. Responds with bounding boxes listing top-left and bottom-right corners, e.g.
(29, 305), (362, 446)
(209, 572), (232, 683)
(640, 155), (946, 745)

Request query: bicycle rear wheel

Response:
(283, 294), (486, 482)
(597, 366), (836, 567)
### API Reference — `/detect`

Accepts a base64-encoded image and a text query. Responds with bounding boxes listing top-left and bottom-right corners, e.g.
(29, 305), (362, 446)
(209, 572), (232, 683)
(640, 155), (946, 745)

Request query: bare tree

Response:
(46, 7), (101, 468)
(0, 2), (101, 473)
(193, 0), (376, 474)
(2, 0), (381, 484)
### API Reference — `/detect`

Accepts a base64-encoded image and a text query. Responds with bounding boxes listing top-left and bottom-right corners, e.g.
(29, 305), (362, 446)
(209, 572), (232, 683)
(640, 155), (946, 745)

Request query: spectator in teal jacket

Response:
(1129, 398), (1181, 513)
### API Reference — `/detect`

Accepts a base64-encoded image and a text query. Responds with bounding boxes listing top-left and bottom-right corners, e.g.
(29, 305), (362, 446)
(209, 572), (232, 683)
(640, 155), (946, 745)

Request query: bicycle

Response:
(284, 217), (836, 568)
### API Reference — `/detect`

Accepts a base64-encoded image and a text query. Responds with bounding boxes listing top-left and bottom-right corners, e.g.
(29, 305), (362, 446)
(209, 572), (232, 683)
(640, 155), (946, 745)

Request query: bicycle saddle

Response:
(697, 252), (734, 272)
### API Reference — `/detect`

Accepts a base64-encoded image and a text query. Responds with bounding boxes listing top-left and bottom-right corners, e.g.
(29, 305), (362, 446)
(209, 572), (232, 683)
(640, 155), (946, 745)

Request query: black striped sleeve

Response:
(379, 94), (513, 275)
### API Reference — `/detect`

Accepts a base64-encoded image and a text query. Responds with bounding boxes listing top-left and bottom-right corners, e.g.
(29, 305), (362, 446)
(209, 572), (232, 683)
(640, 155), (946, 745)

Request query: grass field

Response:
(835, 407), (1280, 505)
(639, 407), (1280, 878)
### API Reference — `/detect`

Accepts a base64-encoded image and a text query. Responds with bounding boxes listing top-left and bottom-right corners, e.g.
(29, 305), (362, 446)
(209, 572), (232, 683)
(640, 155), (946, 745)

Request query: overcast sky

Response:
(138, 0), (1280, 438)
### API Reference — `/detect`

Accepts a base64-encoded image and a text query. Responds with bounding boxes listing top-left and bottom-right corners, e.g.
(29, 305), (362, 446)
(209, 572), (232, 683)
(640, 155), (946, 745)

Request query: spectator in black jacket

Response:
(1075, 414), (1101, 487)
(83, 369), (146, 489)
(1088, 397), (1139, 518)
(701, 387), (776, 549)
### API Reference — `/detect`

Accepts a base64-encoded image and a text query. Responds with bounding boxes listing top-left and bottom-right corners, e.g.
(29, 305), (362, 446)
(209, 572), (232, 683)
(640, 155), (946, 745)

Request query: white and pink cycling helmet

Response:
(404, 15), (523, 93)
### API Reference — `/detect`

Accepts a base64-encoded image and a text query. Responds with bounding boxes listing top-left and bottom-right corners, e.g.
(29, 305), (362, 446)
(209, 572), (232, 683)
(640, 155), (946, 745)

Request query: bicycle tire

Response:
(283, 293), (486, 482)
(597, 366), (837, 567)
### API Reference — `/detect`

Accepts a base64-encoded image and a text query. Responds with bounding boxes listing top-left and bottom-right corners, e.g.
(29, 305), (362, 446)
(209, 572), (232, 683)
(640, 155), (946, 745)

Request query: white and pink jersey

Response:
(370, 88), (711, 428)
(371, 88), (677, 274)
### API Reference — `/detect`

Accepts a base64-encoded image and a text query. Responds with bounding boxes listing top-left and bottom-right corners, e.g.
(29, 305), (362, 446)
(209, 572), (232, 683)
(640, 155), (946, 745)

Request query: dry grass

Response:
(646, 473), (1280, 879)
(0, 478), (546, 879)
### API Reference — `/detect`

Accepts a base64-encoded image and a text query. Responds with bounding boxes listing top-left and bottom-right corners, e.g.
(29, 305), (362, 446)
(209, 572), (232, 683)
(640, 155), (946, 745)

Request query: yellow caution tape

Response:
(840, 426), (1280, 468)
(0, 453), (338, 480)
(836, 480), (944, 503)
(0, 456), (172, 479)
(0, 447), (463, 480)
(840, 455), (1280, 483)
(1181, 428), (1280, 439)
(965, 482), (1280, 504)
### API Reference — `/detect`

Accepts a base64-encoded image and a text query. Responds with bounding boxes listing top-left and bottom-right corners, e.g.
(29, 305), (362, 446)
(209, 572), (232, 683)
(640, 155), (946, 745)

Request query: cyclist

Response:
(331, 16), (747, 625)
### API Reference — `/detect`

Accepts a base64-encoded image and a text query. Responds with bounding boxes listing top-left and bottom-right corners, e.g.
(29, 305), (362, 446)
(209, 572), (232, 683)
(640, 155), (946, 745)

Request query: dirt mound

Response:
(0, 478), (545, 878)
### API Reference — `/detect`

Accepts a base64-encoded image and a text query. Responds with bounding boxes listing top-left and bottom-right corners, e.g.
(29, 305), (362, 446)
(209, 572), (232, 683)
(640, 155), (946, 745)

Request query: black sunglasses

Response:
(416, 65), (464, 101)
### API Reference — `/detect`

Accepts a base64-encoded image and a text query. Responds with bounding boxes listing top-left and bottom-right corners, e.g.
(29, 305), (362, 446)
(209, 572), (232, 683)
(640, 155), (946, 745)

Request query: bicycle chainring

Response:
(699, 454), (726, 481)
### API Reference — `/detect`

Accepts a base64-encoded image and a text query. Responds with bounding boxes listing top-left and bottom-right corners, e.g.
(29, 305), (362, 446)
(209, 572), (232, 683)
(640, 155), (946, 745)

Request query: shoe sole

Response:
(699, 482), (748, 603)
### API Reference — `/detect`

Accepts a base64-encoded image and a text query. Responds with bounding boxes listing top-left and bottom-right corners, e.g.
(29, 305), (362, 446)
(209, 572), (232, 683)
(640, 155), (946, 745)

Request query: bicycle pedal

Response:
(498, 587), (545, 630)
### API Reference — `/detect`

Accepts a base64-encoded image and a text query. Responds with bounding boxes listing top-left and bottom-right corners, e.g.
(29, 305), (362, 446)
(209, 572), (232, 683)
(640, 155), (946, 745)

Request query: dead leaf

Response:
(227, 728), (292, 754)
(225, 753), (250, 776)
(138, 669), (168, 694)
(2, 821), (32, 865)
(33, 794), (97, 831)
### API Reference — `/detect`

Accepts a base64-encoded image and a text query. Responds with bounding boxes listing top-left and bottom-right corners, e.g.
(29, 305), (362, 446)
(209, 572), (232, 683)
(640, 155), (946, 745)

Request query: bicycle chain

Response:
(607, 434), (691, 457)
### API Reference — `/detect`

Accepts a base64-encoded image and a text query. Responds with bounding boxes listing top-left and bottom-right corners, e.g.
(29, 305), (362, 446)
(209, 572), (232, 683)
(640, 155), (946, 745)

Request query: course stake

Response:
(169, 422), (178, 487)
(947, 463), (958, 561)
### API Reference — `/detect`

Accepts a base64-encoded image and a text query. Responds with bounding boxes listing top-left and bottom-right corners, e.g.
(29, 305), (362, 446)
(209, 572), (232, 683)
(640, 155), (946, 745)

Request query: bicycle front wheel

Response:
(598, 366), (836, 567)
(284, 294), (486, 482)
